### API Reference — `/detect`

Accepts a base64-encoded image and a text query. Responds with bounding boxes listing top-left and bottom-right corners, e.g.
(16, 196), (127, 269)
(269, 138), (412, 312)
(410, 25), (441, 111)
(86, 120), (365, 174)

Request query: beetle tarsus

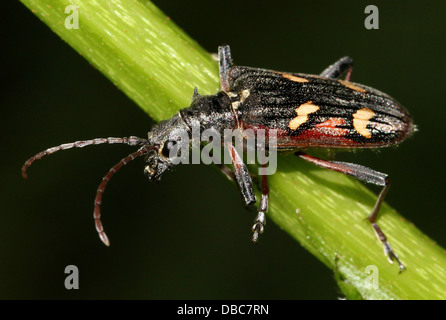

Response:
(383, 240), (405, 272)
(252, 211), (265, 243)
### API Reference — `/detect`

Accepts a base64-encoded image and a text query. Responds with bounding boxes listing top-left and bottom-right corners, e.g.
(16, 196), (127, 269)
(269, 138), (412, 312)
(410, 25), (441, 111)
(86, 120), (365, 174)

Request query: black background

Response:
(2, 1), (445, 299)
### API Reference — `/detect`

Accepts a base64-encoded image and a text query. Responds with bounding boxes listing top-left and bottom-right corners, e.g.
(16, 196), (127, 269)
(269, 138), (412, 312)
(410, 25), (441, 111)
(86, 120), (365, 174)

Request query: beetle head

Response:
(144, 113), (191, 181)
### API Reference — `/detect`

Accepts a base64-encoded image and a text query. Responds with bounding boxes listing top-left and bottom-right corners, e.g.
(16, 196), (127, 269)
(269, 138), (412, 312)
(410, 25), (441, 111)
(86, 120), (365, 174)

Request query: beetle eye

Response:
(160, 140), (176, 158)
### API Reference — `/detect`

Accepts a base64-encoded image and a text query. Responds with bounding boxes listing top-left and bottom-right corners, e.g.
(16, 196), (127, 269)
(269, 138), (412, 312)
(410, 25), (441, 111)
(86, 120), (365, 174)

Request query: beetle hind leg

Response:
(367, 183), (406, 272)
(295, 152), (405, 272)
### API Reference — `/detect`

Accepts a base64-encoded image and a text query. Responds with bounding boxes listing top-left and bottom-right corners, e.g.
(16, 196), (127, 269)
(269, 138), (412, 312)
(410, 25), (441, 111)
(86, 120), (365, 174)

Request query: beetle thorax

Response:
(180, 92), (236, 135)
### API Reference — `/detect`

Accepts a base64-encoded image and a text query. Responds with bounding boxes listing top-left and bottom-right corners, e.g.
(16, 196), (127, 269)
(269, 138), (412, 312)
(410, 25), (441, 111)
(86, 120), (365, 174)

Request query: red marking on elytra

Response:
(315, 118), (350, 137)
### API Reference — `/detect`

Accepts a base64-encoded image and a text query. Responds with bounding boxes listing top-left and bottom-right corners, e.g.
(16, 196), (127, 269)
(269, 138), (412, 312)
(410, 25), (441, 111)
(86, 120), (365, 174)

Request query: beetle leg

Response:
(295, 151), (405, 272)
(216, 162), (266, 242)
(252, 170), (269, 243)
(216, 163), (259, 183)
(367, 183), (406, 272)
(192, 87), (200, 100)
(216, 163), (237, 182)
(225, 141), (256, 206)
(320, 56), (353, 81)
(218, 45), (233, 92)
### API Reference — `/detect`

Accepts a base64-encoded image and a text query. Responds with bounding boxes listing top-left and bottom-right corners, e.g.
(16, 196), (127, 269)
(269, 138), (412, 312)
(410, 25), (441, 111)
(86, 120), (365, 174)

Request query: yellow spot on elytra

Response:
(288, 102), (320, 130)
(353, 108), (375, 138)
(240, 89), (250, 102)
(227, 91), (238, 98)
(339, 80), (366, 93)
(282, 73), (309, 83)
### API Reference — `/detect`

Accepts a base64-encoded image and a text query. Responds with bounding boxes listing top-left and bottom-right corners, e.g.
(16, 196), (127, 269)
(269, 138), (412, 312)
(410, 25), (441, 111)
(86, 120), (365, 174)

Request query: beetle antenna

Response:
(94, 145), (156, 246)
(22, 137), (149, 179)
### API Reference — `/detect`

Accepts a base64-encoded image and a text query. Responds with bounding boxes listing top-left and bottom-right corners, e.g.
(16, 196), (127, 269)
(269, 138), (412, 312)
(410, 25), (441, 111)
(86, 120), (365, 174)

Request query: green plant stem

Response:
(20, 0), (446, 299)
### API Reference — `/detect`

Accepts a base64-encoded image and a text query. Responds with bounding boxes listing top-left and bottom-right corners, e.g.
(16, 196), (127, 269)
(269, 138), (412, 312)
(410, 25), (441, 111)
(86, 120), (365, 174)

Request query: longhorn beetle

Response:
(23, 45), (414, 271)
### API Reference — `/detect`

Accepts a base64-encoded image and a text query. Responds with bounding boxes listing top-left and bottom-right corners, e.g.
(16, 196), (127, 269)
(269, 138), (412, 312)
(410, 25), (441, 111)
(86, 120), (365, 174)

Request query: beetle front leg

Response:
(320, 56), (353, 81)
(216, 163), (237, 182)
(225, 141), (256, 206)
(224, 142), (271, 242)
(216, 161), (267, 242)
(295, 151), (405, 272)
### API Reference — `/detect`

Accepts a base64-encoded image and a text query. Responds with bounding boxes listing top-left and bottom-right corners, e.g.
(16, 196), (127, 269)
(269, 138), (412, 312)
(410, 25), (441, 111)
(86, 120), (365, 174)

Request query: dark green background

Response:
(2, 1), (445, 299)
